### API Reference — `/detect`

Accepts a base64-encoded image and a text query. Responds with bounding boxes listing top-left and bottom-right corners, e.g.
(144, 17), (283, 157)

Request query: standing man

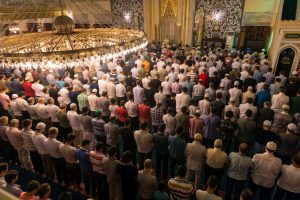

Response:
(137, 159), (158, 200)
(59, 135), (81, 190)
(175, 87), (190, 113)
(274, 152), (300, 200)
(67, 103), (83, 147)
(185, 133), (206, 189)
(250, 142), (282, 200)
(152, 124), (169, 179)
(75, 139), (93, 197)
(133, 80), (145, 105)
(134, 122), (153, 170)
(169, 127), (186, 177)
(226, 143), (252, 200)
(44, 127), (68, 185)
(168, 165), (193, 200)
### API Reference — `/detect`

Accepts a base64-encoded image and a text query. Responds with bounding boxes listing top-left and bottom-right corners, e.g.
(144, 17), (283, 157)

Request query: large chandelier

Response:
(0, 0), (148, 68)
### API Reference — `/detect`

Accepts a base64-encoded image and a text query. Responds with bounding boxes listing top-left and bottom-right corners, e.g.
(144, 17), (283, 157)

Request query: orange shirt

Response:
(143, 61), (150, 73)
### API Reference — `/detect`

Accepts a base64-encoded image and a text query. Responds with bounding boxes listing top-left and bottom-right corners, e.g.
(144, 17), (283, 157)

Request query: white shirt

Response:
(31, 83), (44, 97)
(239, 103), (257, 119)
(15, 98), (28, 111)
(229, 87), (242, 106)
(32, 133), (48, 155)
(35, 103), (50, 119)
(271, 92), (289, 112)
(251, 152), (282, 188)
(196, 190), (221, 200)
(47, 104), (60, 122)
(58, 87), (71, 105)
(154, 92), (166, 106)
(44, 138), (63, 158)
(10, 100), (22, 116)
(277, 164), (300, 193)
(125, 100), (138, 117)
(98, 79), (108, 95)
(67, 111), (83, 131)
(88, 94), (99, 111)
(106, 82), (116, 99)
(134, 130), (153, 153)
(161, 81), (171, 95)
(175, 92), (190, 113)
(198, 99), (211, 117)
(116, 83), (126, 98)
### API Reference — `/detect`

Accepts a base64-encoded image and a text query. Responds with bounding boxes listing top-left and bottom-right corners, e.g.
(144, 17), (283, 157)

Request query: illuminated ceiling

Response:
(0, 0), (112, 24)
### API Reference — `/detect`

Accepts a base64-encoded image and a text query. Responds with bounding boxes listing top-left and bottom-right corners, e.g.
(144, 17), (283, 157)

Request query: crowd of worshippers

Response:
(0, 43), (299, 200)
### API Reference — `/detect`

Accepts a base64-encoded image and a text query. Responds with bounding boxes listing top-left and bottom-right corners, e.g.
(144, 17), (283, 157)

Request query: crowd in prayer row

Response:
(0, 43), (299, 200)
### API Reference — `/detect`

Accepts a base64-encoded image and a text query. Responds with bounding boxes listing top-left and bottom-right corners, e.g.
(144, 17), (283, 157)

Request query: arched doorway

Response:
(275, 47), (296, 76)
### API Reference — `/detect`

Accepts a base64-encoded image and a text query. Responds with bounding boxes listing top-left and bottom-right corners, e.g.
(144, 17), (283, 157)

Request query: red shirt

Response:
(115, 106), (128, 123)
(23, 82), (35, 97)
(198, 73), (209, 87)
(138, 104), (151, 123)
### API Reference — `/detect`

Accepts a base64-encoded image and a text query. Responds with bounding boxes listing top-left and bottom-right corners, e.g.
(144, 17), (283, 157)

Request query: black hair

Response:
(81, 139), (91, 147)
(176, 165), (187, 177)
(26, 180), (40, 192)
(207, 175), (218, 188)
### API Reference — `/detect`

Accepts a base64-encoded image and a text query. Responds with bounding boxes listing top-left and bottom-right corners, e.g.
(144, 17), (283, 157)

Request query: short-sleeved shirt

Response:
(227, 152), (252, 180)
(196, 190), (221, 200)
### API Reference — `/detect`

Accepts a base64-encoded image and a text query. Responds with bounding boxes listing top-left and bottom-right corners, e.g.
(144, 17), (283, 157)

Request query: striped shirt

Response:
(20, 128), (37, 151)
(168, 177), (193, 200)
(89, 151), (107, 175)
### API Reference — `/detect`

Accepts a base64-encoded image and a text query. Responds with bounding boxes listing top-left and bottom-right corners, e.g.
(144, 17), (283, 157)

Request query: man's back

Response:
(137, 170), (157, 199)
(251, 152), (282, 188)
(168, 177), (193, 200)
(196, 189), (221, 200)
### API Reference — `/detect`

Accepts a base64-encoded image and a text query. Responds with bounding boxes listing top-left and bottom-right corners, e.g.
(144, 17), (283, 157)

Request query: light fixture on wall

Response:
(123, 11), (132, 22)
(213, 11), (223, 22)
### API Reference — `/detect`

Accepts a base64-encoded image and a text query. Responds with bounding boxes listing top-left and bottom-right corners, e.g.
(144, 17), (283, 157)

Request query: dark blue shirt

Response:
(75, 148), (92, 171)
(169, 135), (186, 161)
(255, 90), (271, 107)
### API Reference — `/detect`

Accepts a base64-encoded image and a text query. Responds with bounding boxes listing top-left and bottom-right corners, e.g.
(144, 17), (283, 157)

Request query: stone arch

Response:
(274, 44), (299, 77)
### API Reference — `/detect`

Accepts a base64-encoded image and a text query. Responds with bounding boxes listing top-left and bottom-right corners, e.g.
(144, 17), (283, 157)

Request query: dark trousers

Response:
(274, 186), (300, 200)
(58, 126), (72, 142)
(117, 97), (127, 105)
(223, 139), (233, 154)
(21, 110), (31, 120)
(225, 176), (246, 200)
(52, 157), (68, 185)
(93, 172), (109, 200)
(205, 165), (224, 188)
(156, 154), (168, 179)
(30, 151), (44, 174)
(81, 169), (93, 196)
(65, 162), (81, 187)
(169, 157), (185, 178)
(129, 116), (139, 130)
(138, 152), (152, 170)
(0, 140), (18, 164)
(31, 119), (39, 131)
(249, 178), (272, 200)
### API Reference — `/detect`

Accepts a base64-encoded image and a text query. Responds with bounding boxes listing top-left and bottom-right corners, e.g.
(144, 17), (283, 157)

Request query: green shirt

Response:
(77, 93), (88, 111)
(56, 111), (71, 128)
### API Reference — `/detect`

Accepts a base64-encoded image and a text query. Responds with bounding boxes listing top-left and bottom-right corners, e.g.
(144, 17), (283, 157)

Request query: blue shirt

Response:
(255, 90), (271, 107)
(169, 135), (186, 160)
(75, 148), (92, 171)
(203, 114), (220, 139)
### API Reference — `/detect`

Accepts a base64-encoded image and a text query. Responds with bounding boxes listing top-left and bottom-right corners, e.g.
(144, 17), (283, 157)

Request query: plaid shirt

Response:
(150, 106), (163, 126)
(220, 119), (237, 141)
